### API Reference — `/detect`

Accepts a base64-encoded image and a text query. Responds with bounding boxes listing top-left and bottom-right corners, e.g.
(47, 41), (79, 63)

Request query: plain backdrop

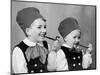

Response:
(0, 0), (100, 75)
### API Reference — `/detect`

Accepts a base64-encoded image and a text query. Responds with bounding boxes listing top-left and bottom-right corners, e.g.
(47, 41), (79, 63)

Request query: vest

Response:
(16, 41), (48, 73)
(61, 46), (83, 71)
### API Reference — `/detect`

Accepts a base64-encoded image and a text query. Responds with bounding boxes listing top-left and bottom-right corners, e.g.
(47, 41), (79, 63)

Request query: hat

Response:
(58, 17), (80, 38)
(16, 7), (46, 33)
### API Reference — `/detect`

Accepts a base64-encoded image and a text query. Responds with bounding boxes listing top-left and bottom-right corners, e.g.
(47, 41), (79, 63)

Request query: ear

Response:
(26, 28), (31, 36)
(64, 35), (69, 42)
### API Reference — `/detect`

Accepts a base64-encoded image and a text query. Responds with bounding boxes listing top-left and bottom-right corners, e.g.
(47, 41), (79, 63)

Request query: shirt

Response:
(12, 38), (37, 73)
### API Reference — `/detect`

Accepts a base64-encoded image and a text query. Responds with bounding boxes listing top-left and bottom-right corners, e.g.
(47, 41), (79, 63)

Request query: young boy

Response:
(12, 7), (49, 74)
(48, 17), (92, 71)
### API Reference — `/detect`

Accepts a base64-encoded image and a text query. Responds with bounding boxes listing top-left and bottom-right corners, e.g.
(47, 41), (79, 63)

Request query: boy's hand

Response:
(51, 40), (61, 51)
(86, 43), (93, 53)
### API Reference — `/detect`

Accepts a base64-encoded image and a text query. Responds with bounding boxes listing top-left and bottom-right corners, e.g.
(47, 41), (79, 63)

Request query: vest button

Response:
(31, 70), (34, 73)
(78, 56), (80, 59)
(34, 64), (37, 67)
(73, 57), (76, 60)
(78, 63), (81, 66)
(73, 64), (76, 67)
(40, 69), (43, 72)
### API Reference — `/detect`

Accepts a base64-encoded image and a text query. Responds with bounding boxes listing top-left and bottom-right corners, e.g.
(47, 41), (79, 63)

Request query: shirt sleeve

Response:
(12, 47), (28, 73)
(47, 51), (57, 71)
(56, 49), (69, 71)
(82, 52), (92, 69)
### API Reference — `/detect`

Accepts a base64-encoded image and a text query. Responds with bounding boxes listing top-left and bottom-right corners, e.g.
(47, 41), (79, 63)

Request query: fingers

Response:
(87, 43), (93, 53)
(51, 40), (60, 51)
(82, 49), (85, 55)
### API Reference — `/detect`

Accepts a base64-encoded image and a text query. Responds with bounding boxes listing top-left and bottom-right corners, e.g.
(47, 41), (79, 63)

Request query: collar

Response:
(23, 38), (36, 47)
(62, 43), (72, 49)
(37, 43), (43, 46)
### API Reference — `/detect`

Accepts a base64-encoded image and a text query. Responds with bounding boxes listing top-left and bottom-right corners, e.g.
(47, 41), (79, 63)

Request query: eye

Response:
(78, 36), (80, 39)
(37, 25), (42, 29)
(44, 25), (46, 29)
(73, 36), (77, 39)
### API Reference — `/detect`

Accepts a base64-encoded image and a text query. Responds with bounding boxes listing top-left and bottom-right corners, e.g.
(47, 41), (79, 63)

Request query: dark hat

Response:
(16, 7), (46, 33)
(58, 17), (80, 38)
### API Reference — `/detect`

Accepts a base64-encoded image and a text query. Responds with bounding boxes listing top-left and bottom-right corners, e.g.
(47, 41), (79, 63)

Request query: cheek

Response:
(75, 38), (80, 42)
(31, 29), (40, 37)
(70, 38), (75, 44)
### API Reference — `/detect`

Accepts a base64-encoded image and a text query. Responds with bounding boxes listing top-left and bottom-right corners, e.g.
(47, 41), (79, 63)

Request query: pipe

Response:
(45, 35), (88, 49)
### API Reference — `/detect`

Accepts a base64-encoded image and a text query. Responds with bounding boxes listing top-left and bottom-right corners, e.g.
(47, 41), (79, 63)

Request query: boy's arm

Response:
(47, 51), (57, 71)
(47, 40), (60, 71)
(82, 43), (92, 69)
(47, 49), (69, 71)
(12, 47), (27, 73)
(82, 52), (92, 69)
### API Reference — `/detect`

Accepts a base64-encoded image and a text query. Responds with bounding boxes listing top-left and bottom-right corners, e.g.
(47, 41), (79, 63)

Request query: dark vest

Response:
(16, 41), (48, 73)
(61, 46), (83, 71)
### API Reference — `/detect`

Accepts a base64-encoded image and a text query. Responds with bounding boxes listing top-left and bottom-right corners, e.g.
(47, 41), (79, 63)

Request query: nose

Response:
(41, 27), (46, 33)
(76, 38), (80, 43)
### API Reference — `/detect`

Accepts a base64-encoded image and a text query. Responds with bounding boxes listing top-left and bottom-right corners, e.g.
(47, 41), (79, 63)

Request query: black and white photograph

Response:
(11, 0), (96, 75)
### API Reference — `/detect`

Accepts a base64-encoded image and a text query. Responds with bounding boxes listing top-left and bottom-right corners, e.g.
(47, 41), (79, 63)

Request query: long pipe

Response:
(45, 35), (88, 49)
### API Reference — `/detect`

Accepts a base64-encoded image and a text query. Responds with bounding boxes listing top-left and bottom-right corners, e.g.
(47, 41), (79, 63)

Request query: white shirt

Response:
(56, 44), (70, 71)
(47, 44), (69, 71)
(12, 38), (36, 73)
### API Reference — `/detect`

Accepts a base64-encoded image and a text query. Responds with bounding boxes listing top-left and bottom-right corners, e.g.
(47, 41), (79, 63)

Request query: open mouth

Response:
(75, 42), (79, 46)
(39, 32), (46, 37)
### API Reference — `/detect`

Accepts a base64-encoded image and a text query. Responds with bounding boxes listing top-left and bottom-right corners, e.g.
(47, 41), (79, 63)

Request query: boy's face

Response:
(26, 18), (47, 42)
(64, 29), (81, 48)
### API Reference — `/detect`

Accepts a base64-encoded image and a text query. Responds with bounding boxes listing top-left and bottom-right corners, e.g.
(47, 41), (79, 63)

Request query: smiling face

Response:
(26, 18), (47, 43)
(64, 29), (81, 48)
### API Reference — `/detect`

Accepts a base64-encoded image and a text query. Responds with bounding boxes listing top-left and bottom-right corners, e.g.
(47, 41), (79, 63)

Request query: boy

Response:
(48, 17), (92, 71)
(12, 7), (49, 74)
